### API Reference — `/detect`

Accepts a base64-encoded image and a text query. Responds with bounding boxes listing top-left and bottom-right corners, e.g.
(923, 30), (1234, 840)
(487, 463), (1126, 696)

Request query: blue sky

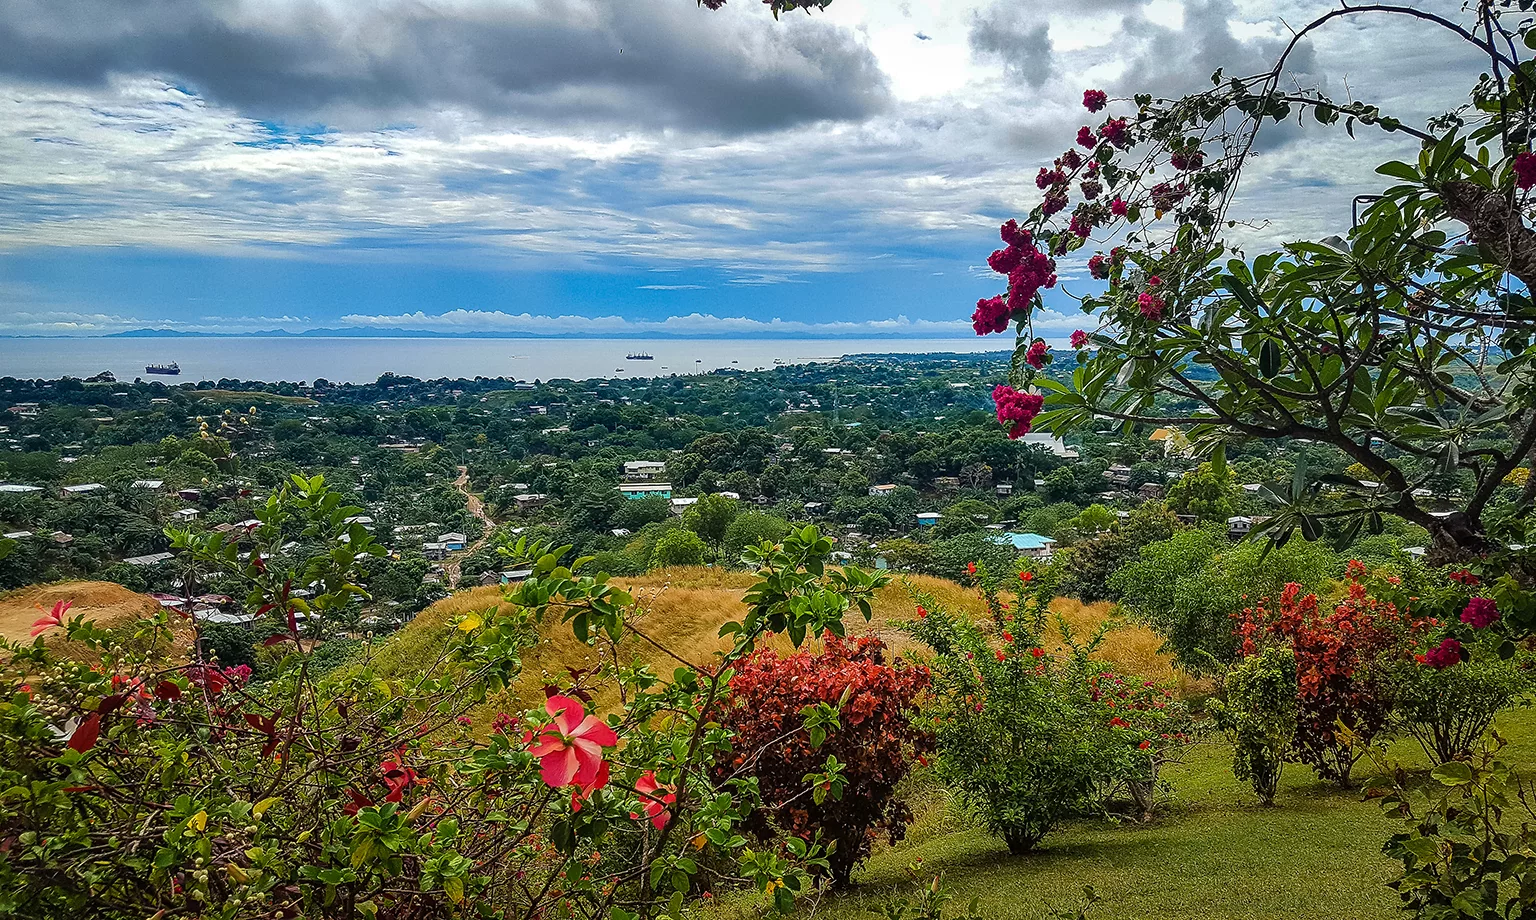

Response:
(0, 0), (1474, 338)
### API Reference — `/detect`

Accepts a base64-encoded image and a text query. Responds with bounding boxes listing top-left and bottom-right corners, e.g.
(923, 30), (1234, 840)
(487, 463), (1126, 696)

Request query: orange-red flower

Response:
(631, 771), (677, 830)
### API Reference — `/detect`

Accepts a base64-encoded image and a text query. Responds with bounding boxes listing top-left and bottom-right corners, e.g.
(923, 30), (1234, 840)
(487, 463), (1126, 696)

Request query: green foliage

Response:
(1390, 641), (1535, 765)
(1209, 647), (1298, 806)
(614, 495), (671, 531)
(722, 511), (791, 566)
(652, 528), (708, 568)
(1165, 464), (1237, 523)
(682, 493), (740, 559)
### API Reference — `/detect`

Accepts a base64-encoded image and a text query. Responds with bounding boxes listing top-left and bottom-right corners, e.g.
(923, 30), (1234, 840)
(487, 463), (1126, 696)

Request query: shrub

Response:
(717, 634), (931, 887)
(903, 582), (1134, 853)
(1209, 646), (1297, 805)
(200, 620), (263, 670)
(651, 528), (707, 568)
(1233, 573), (1427, 786)
(1390, 639), (1534, 764)
(722, 511), (792, 566)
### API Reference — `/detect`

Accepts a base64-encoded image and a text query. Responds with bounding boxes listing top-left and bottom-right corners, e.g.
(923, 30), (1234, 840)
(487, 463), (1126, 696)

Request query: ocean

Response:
(0, 336), (1010, 385)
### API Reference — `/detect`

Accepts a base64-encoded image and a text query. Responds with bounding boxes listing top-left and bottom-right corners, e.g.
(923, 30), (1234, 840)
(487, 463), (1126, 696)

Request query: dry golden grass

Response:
(0, 581), (190, 663)
(382, 567), (1192, 716)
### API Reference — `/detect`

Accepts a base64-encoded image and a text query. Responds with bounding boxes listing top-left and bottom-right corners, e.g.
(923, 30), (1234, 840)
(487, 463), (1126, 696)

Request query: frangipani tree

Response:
(973, 1), (1536, 569)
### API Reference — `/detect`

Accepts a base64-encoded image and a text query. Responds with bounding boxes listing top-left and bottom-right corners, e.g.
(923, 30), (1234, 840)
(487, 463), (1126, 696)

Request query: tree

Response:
(1209, 646), (1297, 806)
(722, 511), (792, 565)
(652, 528), (707, 568)
(683, 493), (739, 560)
(1165, 463), (1237, 523)
(969, 3), (1536, 567)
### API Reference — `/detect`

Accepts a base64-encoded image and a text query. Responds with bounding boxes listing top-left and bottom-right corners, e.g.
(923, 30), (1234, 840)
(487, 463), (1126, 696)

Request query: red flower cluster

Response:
(1109, 197), (1128, 216)
(977, 221), (1056, 335)
(1071, 329), (1089, 349)
(1024, 339), (1050, 368)
(1082, 89), (1108, 112)
(1460, 597), (1500, 629)
(1170, 147), (1205, 171)
(1087, 254), (1110, 279)
(1516, 152), (1536, 191)
(1098, 117), (1130, 148)
(1067, 211), (1094, 238)
(1079, 179), (1102, 200)
(1036, 167), (1066, 189)
(1448, 569), (1480, 587)
(1076, 126), (1097, 149)
(1421, 636), (1464, 669)
(992, 385), (1044, 439)
(1149, 181), (1188, 211)
(1137, 292), (1165, 319)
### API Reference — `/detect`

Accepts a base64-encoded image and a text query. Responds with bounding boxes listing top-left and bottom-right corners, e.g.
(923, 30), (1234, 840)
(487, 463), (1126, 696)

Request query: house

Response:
(170, 508), (200, 522)
(343, 515), (375, 529)
(1020, 432), (1079, 459)
(131, 479), (165, 490)
(916, 512), (942, 528)
(992, 532), (1057, 560)
(177, 488), (203, 502)
(512, 492), (548, 512)
(670, 497), (699, 515)
(61, 483), (106, 497)
(479, 568), (534, 587)
(438, 532), (467, 552)
(617, 482), (673, 500)
(423, 542), (449, 560)
(868, 484), (898, 497)
(931, 476), (961, 491)
(1227, 516), (1257, 538)
(1103, 465), (1133, 487)
(52, 532), (75, 546)
(0, 484), (42, 494)
(623, 460), (668, 481)
(7, 403), (39, 418)
(995, 483), (1014, 497)
(3, 531), (32, 540)
(610, 528), (632, 538)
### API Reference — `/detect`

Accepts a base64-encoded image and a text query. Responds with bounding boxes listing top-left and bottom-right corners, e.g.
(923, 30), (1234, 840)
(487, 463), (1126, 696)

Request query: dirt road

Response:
(445, 466), (496, 589)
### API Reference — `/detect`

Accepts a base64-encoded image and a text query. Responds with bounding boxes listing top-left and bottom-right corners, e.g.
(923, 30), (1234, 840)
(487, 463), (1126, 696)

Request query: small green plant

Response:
(1209, 646), (1297, 805)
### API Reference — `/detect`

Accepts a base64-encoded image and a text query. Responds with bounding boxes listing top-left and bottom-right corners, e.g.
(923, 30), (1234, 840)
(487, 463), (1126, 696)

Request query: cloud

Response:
(0, 0), (890, 135)
(638, 284), (706, 290)
(334, 307), (981, 337)
(968, 3), (1053, 87)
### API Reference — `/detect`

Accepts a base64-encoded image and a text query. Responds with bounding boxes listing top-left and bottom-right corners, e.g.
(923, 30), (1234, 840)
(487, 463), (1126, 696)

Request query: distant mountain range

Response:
(7, 327), (973, 340)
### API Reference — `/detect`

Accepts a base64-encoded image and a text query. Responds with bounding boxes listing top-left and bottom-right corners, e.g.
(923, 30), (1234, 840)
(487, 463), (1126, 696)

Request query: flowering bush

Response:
(1390, 640), (1534, 765)
(716, 633), (931, 887)
(1208, 646), (1297, 806)
(1232, 571), (1428, 786)
(901, 573), (1177, 851)
(0, 479), (886, 919)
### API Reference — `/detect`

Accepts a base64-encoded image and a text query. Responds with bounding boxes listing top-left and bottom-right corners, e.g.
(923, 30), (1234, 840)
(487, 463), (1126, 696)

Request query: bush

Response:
(722, 511), (792, 565)
(903, 582), (1140, 853)
(717, 634), (931, 887)
(1234, 573), (1426, 786)
(651, 528), (707, 568)
(1209, 646), (1297, 805)
(200, 621), (264, 670)
(1390, 639), (1534, 764)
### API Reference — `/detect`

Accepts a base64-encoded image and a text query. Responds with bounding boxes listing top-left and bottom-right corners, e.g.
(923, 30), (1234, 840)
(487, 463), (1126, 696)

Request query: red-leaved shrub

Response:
(715, 634), (931, 886)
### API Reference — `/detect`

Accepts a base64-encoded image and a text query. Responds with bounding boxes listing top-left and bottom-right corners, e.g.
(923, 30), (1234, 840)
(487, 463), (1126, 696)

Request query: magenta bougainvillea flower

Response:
(1460, 597), (1500, 629)
(992, 385), (1044, 439)
(1082, 89), (1108, 112)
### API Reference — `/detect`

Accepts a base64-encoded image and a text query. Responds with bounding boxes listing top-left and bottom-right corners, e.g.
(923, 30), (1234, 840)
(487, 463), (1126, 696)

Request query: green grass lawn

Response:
(711, 704), (1536, 920)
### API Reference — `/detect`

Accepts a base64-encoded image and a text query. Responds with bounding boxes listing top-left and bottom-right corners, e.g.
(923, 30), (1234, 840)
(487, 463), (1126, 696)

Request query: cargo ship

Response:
(145, 362), (181, 376)
(626, 352), (655, 361)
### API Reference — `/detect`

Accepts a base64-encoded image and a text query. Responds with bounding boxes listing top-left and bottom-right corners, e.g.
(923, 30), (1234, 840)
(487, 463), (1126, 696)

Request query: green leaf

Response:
(1375, 160), (1420, 181)
(1431, 761), (1474, 786)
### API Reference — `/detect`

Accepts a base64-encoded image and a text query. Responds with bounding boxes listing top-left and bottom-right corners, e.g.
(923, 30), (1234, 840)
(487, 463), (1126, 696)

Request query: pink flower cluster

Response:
(1070, 329), (1090, 349)
(1460, 597), (1500, 629)
(974, 220), (1056, 335)
(1024, 339), (1050, 368)
(1082, 89), (1108, 112)
(992, 385), (1044, 439)
(1421, 636), (1464, 669)
(1098, 117), (1130, 148)
(1110, 197), (1128, 216)
(1088, 254), (1109, 279)
(1516, 152), (1536, 191)
(1138, 292), (1165, 319)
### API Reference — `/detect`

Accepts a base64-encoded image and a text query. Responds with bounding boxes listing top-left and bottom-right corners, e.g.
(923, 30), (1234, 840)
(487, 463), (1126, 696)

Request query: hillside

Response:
(372, 567), (1189, 712)
(0, 581), (161, 644)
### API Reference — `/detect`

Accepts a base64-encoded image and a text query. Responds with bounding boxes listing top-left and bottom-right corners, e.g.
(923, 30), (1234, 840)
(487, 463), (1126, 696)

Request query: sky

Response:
(0, 0), (1487, 338)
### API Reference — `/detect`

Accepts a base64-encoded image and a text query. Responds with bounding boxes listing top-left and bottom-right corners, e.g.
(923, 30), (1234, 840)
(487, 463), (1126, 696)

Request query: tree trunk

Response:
(1002, 826), (1042, 855)
(1439, 179), (1536, 292)
(1425, 511), (1493, 567)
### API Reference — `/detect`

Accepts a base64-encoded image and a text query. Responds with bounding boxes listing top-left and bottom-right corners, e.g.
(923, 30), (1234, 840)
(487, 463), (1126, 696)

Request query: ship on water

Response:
(626, 352), (655, 361)
(145, 362), (181, 376)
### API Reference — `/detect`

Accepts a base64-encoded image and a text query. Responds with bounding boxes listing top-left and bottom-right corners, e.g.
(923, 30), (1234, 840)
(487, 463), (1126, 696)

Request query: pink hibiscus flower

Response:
(528, 695), (617, 790)
(631, 771), (677, 830)
(30, 600), (71, 637)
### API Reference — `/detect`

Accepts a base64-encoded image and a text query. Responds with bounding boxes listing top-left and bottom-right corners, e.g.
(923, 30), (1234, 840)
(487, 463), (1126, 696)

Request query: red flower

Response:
(972, 295), (1011, 335)
(1076, 126), (1097, 149)
(1516, 152), (1536, 191)
(1029, 647), (1045, 659)
(1019, 571), (1034, 583)
(1002, 631), (1014, 642)
(1082, 89), (1108, 112)
(1448, 569), (1480, 587)
(30, 600), (71, 637)
(528, 695), (617, 790)
(1109, 716), (1129, 728)
(1137, 292), (1165, 319)
(994, 649), (1006, 662)
(992, 385), (1044, 439)
(1423, 637), (1464, 669)
(1025, 340), (1050, 369)
(1087, 254), (1110, 280)
(1137, 740), (1152, 750)
(1098, 117), (1130, 148)
(1109, 197), (1128, 216)
(1460, 597), (1500, 629)
(1070, 329), (1090, 349)
(967, 562), (978, 576)
(915, 605), (928, 619)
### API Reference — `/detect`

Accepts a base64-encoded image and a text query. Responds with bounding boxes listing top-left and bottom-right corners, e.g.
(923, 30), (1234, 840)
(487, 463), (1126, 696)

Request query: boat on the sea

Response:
(145, 362), (181, 376)
(626, 352), (655, 360)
